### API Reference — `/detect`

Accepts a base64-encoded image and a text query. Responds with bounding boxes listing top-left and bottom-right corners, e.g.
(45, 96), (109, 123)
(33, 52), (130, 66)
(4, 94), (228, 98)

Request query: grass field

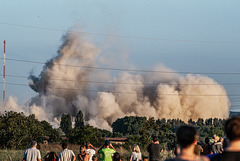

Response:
(0, 144), (175, 161)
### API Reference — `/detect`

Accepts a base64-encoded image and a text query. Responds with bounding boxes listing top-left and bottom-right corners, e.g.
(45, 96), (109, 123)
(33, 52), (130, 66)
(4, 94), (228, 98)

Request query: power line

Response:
(230, 100), (240, 103)
(230, 105), (240, 108)
(1, 22), (240, 44)
(1, 57), (240, 75)
(2, 73), (240, 87)
(0, 81), (240, 97)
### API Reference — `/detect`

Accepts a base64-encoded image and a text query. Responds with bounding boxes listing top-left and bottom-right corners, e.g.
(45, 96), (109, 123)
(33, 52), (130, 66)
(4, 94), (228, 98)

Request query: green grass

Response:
(0, 144), (175, 161)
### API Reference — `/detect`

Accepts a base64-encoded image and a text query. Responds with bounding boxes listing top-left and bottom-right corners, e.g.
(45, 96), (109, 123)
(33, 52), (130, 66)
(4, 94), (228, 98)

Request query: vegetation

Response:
(0, 110), (226, 160)
(112, 116), (225, 151)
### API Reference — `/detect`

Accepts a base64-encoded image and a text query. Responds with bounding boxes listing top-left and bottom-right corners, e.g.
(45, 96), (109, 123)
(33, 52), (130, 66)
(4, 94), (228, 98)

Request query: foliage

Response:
(113, 116), (225, 151)
(60, 113), (72, 136)
(75, 110), (84, 129)
(40, 120), (61, 142)
(111, 116), (147, 135)
(0, 111), (60, 149)
(99, 129), (112, 138)
(68, 124), (104, 146)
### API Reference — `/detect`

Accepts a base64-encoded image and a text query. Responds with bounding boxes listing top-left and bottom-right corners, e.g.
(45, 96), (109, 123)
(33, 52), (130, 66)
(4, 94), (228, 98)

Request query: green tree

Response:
(112, 116), (147, 135)
(68, 124), (104, 146)
(196, 118), (204, 126)
(75, 110), (84, 129)
(40, 120), (61, 142)
(0, 111), (45, 149)
(60, 113), (72, 136)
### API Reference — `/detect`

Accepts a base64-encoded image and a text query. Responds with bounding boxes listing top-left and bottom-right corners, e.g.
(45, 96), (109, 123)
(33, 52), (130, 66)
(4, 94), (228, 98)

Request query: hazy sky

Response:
(0, 0), (240, 110)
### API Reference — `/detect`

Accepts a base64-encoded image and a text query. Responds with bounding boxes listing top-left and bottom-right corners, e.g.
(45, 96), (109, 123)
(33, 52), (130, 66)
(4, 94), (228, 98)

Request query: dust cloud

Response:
(0, 30), (230, 130)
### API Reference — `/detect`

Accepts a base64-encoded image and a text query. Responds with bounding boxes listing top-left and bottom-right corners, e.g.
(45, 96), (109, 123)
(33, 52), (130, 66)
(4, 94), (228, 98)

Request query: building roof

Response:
(104, 138), (128, 141)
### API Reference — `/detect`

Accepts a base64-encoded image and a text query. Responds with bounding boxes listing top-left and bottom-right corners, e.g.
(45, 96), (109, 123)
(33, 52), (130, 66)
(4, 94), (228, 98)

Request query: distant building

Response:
(229, 111), (240, 117)
(104, 138), (128, 145)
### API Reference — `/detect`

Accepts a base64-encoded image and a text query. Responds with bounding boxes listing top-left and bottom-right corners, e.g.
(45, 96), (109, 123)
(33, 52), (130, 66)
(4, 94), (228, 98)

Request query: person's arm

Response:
(109, 143), (116, 152)
(90, 144), (97, 151)
(72, 155), (76, 161)
(23, 149), (27, 161)
(129, 153), (133, 161)
(98, 144), (105, 153)
(84, 154), (90, 161)
(44, 152), (50, 159)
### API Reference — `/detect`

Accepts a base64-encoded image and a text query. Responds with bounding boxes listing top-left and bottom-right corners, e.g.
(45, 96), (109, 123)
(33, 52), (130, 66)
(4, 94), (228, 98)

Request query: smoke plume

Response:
(1, 30), (230, 130)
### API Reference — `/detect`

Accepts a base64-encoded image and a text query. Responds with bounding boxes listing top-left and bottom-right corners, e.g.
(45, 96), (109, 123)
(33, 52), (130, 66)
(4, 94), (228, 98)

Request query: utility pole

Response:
(3, 40), (6, 102)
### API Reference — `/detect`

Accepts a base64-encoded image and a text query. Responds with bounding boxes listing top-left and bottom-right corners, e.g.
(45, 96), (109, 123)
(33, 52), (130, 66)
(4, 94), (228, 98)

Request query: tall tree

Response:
(75, 110), (84, 129)
(60, 113), (72, 136)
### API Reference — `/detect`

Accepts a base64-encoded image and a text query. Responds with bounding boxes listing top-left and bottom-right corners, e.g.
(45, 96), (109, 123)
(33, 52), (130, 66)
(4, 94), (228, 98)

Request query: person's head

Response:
(113, 152), (121, 161)
(176, 125), (198, 149)
(49, 152), (57, 160)
(31, 141), (37, 147)
(80, 145), (87, 154)
(86, 141), (91, 148)
(62, 142), (68, 149)
(105, 140), (110, 147)
(219, 137), (223, 143)
(152, 136), (158, 143)
(225, 116), (240, 141)
(205, 137), (209, 144)
(143, 156), (148, 161)
(92, 155), (97, 161)
(132, 144), (140, 153)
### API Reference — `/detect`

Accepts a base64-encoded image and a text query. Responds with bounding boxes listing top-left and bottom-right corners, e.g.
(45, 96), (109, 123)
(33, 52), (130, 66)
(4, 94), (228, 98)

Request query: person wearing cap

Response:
(98, 140), (116, 161)
(23, 141), (41, 161)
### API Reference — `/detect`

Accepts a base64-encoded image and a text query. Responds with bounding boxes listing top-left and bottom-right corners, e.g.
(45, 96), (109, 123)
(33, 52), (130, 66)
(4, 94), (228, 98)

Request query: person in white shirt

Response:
(58, 143), (76, 161)
(85, 141), (96, 161)
(23, 141), (41, 161)
(130, 144), (142, 161)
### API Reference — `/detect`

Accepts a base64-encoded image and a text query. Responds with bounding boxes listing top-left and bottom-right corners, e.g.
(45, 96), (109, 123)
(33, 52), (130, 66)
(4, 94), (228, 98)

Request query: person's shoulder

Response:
(24, 148), (30, 151)
(110, 148), (115, 152)
(199, 156), (209, 161)
(98, 148), (103, 153)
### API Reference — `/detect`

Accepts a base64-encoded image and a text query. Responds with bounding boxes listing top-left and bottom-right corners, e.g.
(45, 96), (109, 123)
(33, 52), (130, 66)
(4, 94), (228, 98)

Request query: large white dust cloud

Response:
(0, 30), (230, 130)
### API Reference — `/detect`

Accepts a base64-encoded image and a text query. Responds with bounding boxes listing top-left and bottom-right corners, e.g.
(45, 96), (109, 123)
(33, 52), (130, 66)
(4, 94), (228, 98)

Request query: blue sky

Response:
(0, 0), (240, 110)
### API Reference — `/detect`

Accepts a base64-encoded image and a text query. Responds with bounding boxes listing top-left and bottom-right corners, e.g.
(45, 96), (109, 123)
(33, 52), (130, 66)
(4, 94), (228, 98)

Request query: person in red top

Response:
(44, 151), (58, 161)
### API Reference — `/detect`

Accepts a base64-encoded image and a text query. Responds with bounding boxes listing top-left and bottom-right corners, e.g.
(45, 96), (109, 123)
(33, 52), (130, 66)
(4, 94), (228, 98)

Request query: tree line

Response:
(0, 110), (225, 150)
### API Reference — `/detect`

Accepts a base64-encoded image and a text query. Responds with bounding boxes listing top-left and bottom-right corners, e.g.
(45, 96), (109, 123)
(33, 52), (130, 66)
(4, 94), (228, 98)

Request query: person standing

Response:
(211, 117), (240, 161)
(202, 137), (212, 155)
(85, 141), (96, 161)
(98, 140), (116, 161)
(113, 152), (122, 161)
(164, 125), (209, 161)
(78, 145), (90, 161)
(130, 144), (142, 161)
(23, 141), (41, 161)
(148, 136), (163, 161)
(58, 143), (76, 161)
(44, 151), (58, 161)
(194, 142), (203, 155)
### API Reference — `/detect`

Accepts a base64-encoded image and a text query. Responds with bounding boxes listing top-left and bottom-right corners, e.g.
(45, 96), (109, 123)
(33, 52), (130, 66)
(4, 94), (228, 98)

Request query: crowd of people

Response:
(23, 116), (240, 161)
